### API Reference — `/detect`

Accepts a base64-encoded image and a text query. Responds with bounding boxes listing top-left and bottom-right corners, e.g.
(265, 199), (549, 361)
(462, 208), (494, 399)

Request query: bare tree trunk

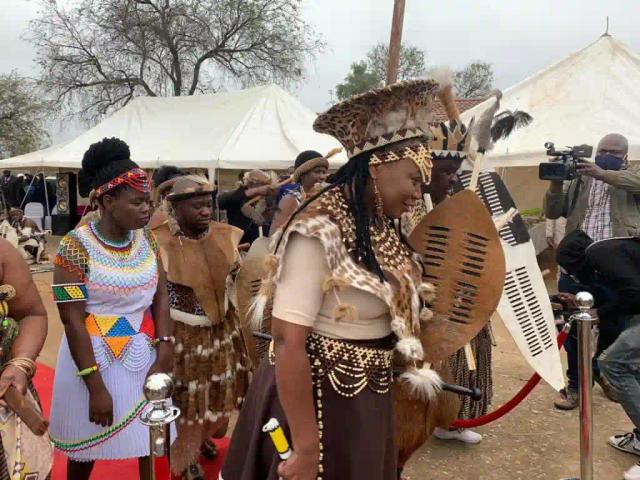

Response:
(385, 0), (406, 85)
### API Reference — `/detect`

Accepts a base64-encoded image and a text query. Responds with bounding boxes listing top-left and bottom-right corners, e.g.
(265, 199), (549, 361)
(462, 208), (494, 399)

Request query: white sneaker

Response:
(609, 432), (640, 457)
(624, 461), (640, 480)
(433, 427), (482, 444)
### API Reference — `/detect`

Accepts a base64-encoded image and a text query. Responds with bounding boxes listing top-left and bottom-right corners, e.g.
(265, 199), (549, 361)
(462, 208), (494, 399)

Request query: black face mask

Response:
(595, 153), (625, 171)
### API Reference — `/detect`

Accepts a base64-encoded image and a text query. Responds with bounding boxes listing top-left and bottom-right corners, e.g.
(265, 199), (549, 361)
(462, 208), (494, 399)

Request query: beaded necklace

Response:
(318, 188), (414, 272)
(52, 399), (147, 452)
(89, 221), (133, 251)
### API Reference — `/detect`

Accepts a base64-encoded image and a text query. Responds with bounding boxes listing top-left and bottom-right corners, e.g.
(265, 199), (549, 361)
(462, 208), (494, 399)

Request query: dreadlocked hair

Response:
(78, 137), (139, 199)
(275, 150), (385, 281)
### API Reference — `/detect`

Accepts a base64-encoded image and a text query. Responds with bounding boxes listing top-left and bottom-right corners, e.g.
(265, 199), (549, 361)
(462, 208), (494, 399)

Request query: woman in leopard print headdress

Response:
(221, 80), (444, 480)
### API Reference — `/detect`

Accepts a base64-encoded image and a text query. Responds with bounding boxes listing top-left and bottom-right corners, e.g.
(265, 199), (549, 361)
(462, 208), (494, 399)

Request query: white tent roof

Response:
(2, 85), (346, 170)
(462, 35), (640, 167)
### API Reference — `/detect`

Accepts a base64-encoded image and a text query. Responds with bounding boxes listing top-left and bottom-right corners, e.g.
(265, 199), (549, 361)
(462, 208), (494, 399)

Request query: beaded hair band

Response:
(52, 283), (88, 303)
(95, 168), (151, 197)
(370, 143), (433, 183)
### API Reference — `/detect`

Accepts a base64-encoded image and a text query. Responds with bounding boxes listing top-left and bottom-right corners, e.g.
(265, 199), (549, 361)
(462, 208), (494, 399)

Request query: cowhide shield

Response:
(408, 189), (505, 362)
(456, 168), (565, 391)
(235, 236), (271, 365)
(236, 236), (270, 328)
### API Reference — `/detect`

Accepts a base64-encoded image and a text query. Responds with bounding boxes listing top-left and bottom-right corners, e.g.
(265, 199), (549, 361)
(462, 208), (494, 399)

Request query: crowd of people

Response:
(0, 75), (636, 480)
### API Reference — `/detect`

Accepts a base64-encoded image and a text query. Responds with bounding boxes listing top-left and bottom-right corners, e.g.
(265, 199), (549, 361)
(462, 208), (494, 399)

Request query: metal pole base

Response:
(563, 292), (595, 480)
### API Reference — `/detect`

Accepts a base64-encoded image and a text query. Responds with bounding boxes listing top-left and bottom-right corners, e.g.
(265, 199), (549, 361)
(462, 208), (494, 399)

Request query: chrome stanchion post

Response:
(140, 373), (181, 480)
(562, 292), (595, 480)
(575, 292), (595, 480)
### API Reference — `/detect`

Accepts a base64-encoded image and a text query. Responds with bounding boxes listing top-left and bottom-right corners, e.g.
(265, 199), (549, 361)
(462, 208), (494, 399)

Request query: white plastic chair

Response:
(24, 203), (44, 230)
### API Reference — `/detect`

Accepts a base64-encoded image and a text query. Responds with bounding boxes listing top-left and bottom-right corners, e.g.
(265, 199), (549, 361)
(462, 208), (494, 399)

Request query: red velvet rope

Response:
(451, 326), (570, 429)
(154, 455), (171, 479)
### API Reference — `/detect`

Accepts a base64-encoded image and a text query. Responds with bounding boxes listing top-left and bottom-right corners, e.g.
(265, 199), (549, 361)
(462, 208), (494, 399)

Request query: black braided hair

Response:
(152, 165), (184, 188)
(276, 150), (385, 281)
(78, 137), (138, 198)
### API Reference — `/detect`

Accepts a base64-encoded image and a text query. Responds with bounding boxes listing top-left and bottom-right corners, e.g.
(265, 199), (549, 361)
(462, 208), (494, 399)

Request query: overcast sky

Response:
(2, 0), (640, 141)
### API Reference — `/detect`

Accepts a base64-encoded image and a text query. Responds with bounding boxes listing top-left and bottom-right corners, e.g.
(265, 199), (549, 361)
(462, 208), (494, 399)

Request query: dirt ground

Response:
(34, 247), (637, 480)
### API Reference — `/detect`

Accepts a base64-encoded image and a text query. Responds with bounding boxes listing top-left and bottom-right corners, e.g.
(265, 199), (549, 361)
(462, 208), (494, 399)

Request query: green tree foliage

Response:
(0, 73), (48, 158)
(453, 61), (494, 98)
(334, 62), (380, 101)
(366, 43), (426, 83)
(334, 43), (426, 101)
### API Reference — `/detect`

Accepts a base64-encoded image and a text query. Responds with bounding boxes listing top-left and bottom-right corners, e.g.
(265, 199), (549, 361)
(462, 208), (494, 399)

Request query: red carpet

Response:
(34, 363), (228, 479)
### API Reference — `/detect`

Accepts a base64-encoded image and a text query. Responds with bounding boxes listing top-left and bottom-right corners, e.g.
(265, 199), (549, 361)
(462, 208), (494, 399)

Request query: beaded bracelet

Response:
(153, 336), (175, 347)
(52, 283), (88, 303)
(77, 365), (98, 377)
(0, 300), (9, 327)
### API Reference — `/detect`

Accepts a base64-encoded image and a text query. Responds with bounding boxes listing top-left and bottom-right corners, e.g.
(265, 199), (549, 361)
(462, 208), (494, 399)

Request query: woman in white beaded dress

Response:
(49, 138), (173, 480)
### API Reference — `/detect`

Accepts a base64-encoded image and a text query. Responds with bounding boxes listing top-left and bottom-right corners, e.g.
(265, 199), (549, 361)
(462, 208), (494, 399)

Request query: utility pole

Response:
(385, 0), (406, 85)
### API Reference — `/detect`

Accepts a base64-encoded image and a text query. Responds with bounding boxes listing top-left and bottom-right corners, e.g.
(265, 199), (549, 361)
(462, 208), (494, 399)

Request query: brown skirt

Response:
(221, 335), (397, 480)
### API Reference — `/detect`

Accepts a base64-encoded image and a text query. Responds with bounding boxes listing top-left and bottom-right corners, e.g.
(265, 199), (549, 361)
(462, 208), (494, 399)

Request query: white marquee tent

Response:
(1, 85), (346, 171)
(462, 34), (640, 168)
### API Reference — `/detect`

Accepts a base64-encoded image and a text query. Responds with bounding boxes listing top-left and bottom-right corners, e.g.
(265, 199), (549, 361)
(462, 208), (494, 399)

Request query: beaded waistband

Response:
(85, 309), (155, 360)
(269, 332), (393, 398)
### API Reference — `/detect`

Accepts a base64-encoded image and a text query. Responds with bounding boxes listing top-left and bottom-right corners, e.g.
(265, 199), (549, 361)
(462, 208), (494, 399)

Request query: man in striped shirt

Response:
(545, 133), (640, 410)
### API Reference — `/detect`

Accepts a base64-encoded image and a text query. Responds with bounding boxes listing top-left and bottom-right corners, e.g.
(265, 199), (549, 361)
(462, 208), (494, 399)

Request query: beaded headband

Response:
(95, 168), (150, 197)
(370, 143), (433, 183)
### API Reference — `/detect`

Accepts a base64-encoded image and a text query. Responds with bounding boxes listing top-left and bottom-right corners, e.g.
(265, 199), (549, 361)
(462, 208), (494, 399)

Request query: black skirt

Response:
(221, 334), (397, 480)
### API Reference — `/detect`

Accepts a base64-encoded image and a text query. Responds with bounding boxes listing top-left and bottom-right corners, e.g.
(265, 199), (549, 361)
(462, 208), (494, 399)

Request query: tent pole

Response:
(207, 167), (216, 186)
(19, 173), (38, 210)
(208, 167), (219, 221)
(43, 170), (51, 218)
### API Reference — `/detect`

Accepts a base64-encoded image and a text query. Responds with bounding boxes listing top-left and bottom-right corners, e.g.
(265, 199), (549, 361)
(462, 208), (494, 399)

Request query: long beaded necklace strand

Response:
(52, 399), (147, 452)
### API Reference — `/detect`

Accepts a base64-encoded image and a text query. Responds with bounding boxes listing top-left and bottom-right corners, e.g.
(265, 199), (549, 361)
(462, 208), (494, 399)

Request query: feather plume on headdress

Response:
(471, 89), (534, 154)
(431, 68), (460, 123)
(490, 110), (533, 143)
(472, 90), (503, 153)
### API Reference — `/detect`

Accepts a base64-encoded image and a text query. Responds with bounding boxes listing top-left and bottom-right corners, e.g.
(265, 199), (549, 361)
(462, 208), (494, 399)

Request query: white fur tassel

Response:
(399, 366), (443, 401)
(395, 336), (424, 361)
(430, 67), (453, 89)
(248, 292), (269, 330)
(390, 316), (408, 338)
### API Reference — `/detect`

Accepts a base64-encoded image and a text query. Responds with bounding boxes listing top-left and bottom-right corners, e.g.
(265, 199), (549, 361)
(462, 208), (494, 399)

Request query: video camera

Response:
(538, 142), (593, 181)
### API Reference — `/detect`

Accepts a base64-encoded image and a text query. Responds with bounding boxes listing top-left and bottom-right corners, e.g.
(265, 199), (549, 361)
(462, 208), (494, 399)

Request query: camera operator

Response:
(545, 133), (640, 241)
(555, 234), (640, 480)
(544, 133), (640, 409)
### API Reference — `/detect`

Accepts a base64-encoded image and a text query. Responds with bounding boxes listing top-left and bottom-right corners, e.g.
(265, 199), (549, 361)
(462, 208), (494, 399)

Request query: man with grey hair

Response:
(545, 132), (640, 410)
